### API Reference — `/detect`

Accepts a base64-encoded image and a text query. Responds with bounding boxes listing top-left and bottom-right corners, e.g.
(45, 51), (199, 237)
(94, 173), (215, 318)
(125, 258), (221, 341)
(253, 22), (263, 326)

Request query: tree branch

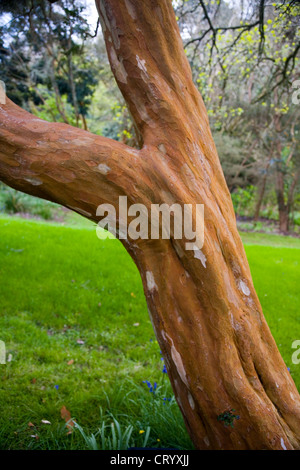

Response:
(0, 98), (140, 221)
(95, 0), (206, 148)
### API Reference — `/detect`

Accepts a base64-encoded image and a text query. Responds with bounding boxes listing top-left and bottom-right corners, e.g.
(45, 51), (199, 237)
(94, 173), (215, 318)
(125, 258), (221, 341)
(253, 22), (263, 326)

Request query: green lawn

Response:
(0, 214), (299, 449)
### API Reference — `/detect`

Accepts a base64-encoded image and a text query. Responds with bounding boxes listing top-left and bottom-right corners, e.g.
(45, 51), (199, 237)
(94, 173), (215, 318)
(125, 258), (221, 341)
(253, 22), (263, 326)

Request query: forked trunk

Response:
(0, 0), (299, 450)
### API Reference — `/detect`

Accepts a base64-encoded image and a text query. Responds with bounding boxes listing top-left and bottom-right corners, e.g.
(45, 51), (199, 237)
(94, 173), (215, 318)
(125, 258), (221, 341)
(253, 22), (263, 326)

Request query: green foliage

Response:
(0, 188), (26, 213)
(0, 0), (99, 126)
(0, 36), (34, 108)
(181, 0), (300, 225)
(31, 88), (78, 126)
(0, 185), (59, 220)
(293, 212), (300, 227)
(231, 186), (256, 216)
(74, 413), (142, 450)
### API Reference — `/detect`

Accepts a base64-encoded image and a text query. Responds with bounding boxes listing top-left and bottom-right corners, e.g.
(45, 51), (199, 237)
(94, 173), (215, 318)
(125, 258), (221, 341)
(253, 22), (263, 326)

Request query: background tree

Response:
(0, 0), (99, 127)
(178, 0), (300, 230)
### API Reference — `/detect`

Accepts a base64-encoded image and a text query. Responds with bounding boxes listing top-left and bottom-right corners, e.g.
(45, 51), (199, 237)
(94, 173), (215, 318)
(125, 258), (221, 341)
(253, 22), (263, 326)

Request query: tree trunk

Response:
(48, 52), (69, 124)
(275, 159), (290, 233)
(254, 175), (266, 222)
(279, 210), (290, 233)
(0, 0), (300, 450)
(67, 34), (81, 128)
(254, 157), (271, 222)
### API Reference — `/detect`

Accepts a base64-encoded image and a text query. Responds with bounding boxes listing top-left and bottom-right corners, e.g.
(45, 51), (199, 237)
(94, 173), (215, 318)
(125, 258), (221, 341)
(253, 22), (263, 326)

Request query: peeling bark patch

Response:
(188, 392), (195, 410)
(72, 136), (95, 145)
(193, 245), (207, 268)
(281, 438), (287, 450)
(155, 6), (163, 24)
(171, 343), (188, 387)
(110, 48), (128, 84)
(161, 331), (189, 388)
(125, 0), (136, 19)
(24, 177), (42, 186)
(158, 143), (166, 154)
(239, 280), (250, 296)
(97, 163), (111, 175)
(146, 271), (157, 291)
(136, 55), (147, 74)
(97, 1), (111, 32)
(135, 101), (152, 123)
(204, 436), (210, 447)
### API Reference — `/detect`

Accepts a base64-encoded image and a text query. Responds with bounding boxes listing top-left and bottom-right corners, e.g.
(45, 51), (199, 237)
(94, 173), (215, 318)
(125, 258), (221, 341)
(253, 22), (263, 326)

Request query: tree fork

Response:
(0, 0), (300, 450)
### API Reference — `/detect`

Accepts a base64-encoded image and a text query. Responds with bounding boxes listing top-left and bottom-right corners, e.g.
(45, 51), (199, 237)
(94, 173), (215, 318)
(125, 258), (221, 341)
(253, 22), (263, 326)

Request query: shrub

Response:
(231, 185), (256, 217)
(0, 184), (59, 220)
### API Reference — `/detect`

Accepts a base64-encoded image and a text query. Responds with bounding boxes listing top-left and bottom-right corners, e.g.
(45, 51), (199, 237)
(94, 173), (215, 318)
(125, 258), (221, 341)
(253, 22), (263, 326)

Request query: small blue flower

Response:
(54, 385), (59, 390)
(143, 380), (151, 388)
(143, 380), (157, 393)
(162, 364), (167, 374)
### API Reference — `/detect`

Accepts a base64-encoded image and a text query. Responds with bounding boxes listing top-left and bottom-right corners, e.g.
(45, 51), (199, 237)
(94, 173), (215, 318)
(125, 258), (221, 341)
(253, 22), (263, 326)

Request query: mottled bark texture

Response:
(0, 0), (300, 450)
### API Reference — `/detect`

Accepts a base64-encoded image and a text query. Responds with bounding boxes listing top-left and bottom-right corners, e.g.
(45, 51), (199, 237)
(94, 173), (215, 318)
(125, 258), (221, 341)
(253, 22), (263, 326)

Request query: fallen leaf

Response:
(31, 378), (36, 384)
(60, 406), (75, 433)
(41, 419), (51, 425)
(7, 354), (12, 362)
(67, 359), (74, 365)
(28, 422), (35, 428)
(60, 405), (71, 422)
(30, 434), (39, 439)
(133, 323), (140, 327)
(131, 292), (136, 297)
